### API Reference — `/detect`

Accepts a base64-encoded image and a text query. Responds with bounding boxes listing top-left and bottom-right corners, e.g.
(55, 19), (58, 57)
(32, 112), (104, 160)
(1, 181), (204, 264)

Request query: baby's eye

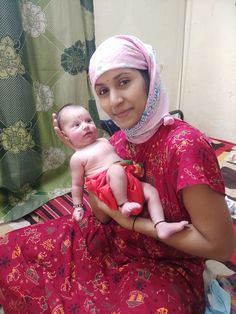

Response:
(74, 122), (80, 127)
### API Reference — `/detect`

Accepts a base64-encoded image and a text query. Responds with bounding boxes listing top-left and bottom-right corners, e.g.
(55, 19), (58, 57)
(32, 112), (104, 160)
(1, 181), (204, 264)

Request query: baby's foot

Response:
(73, 208), (84, 221)
(120, 202), (141, 217)
(155, 220), (188, 239)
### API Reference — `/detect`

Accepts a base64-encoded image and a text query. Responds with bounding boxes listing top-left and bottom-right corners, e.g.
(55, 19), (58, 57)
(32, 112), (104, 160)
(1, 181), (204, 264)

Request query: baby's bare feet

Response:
(155, 220), (188, 239)
(120, 202), (141, 217)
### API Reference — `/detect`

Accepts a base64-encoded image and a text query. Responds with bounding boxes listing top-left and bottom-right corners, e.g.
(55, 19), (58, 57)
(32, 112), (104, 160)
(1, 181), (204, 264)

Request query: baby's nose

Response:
(81, 122), (89, 129)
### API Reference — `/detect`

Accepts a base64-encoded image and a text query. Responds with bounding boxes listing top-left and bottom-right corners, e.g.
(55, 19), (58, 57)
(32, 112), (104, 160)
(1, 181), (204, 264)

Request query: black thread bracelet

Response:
(153, 220), (165, 228)
(132, 216), (138, 231)
(73, 203), (84, 209)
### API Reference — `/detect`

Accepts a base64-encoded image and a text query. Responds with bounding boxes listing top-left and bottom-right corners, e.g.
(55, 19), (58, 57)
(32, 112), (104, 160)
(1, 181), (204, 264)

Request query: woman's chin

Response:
(114, 119), (137, 130)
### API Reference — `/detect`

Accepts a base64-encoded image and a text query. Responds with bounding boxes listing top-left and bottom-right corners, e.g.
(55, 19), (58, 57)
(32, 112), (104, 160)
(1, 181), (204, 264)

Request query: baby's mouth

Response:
(84, 131), (92, 137)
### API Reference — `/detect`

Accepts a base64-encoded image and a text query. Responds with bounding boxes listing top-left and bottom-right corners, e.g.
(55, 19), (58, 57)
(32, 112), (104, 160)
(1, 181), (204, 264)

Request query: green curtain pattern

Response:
(0, 0), (99, 223)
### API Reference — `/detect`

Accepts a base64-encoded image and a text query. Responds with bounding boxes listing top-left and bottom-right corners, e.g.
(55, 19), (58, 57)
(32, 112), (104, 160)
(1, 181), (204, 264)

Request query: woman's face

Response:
(94, 68), (148, 129)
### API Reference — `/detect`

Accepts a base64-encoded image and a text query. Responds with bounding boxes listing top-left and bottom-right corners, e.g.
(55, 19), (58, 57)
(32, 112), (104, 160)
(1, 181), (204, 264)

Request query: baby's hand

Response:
(72, 207), (84, 221)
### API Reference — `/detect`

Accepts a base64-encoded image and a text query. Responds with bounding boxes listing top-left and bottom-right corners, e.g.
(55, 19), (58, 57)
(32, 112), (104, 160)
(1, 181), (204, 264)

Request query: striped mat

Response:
(34, 191), (92, 221)
(0, 192), (87, 236)
(35, 192), (74, 220)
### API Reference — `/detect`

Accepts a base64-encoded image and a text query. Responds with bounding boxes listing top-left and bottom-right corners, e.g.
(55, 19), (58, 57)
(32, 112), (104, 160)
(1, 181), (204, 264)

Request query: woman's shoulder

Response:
(164, 119), (211, 147)
(109, 130), (126, 146)
(109, 130), (128, 159)
(168, 119), (204, 136)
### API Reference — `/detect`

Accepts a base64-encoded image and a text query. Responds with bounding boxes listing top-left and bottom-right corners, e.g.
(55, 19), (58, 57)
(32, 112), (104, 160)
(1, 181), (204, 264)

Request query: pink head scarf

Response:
(89, 35), (174, 144)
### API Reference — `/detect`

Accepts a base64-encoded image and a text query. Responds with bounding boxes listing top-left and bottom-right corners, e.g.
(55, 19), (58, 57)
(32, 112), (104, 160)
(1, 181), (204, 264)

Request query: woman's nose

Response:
(110, 90), (123, 107)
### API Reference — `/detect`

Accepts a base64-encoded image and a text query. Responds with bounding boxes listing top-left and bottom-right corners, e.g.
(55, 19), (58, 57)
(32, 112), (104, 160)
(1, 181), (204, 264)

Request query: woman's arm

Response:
(178, 184), (235, 261)
(140, 185), (235, 261)
(92, 184), (235, 261)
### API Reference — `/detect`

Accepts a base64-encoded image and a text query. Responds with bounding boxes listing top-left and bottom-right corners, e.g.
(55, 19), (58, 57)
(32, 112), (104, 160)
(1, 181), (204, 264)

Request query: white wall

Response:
(94, 0), (236, 143)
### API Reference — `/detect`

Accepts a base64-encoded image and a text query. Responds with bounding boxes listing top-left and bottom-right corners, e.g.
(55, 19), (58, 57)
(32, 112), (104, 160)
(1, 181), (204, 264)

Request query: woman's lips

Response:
(114, 108), (132, 119)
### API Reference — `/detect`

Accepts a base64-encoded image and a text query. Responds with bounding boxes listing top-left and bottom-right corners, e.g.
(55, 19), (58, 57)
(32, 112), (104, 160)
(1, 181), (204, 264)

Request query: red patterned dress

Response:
(0, 119), (224, 314)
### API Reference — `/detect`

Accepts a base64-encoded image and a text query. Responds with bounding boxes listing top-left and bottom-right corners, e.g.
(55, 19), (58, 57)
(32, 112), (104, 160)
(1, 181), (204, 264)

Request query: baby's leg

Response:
(142, 182), (188, 239)
(106, 163), (141, 217)
(154, 220), (188, 240)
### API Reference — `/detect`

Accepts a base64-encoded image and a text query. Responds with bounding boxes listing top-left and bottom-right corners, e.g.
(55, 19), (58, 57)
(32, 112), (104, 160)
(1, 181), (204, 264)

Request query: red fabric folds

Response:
(85, 163), (145, 215)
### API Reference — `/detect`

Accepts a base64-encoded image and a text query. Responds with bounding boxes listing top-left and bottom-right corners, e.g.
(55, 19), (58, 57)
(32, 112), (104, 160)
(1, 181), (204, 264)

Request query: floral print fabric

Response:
(0, 210), (204, 314)
(0, 0), (97, 223)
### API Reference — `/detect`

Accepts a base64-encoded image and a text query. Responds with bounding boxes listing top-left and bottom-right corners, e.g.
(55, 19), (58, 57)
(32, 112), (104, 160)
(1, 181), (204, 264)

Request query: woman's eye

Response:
(98, 87), (108, 96)
(120, 79), (130, 86)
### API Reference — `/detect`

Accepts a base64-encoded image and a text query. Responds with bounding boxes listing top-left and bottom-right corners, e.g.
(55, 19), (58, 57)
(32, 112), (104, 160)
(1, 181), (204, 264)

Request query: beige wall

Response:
(181, 0), (236, 143)
(94, 0), (236, 143)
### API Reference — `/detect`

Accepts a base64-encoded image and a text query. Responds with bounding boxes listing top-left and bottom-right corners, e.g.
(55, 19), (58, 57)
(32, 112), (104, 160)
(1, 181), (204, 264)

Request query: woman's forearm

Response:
(88, 196), (231, 260)
(88, 193), (235, 261)
(134, 217), (235, 261)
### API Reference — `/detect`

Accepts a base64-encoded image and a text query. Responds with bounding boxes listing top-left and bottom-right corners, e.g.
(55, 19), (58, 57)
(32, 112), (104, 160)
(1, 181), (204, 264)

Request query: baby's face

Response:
(61, 107), (97, 148)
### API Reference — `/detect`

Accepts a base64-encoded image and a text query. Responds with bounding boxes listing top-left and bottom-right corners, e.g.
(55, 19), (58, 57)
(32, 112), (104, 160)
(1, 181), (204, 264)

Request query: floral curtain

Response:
(0, 0), (99, 223)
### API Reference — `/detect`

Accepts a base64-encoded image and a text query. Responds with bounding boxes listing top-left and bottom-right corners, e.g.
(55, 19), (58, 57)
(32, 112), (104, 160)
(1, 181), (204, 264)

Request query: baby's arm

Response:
(70, 153), (85, 221)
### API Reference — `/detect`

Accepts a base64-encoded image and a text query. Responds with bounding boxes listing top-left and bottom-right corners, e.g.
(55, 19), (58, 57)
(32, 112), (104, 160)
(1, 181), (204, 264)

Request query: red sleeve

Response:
(167, 128), (225, 195)
(109, 130), (128, 160)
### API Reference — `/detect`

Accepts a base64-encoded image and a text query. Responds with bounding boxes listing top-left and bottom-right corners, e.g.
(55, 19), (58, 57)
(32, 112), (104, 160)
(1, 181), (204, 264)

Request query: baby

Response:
(56, 103), (188, 239)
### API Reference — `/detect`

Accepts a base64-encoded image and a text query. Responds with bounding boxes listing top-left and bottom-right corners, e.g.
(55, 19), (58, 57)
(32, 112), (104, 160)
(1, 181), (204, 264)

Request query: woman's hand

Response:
(88, 193), (111, 224)
(89, 193), (157, 238)
(89, 192), (133, 228)
(52, 113), (75, 150)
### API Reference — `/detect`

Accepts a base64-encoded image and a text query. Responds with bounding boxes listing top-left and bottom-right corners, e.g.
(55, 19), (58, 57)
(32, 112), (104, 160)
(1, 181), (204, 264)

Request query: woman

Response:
(54, 35), (235, 311)
(0, 35), (234, 314)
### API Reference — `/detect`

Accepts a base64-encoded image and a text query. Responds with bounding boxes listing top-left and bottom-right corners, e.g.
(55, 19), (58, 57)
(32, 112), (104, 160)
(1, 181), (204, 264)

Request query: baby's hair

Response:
(56, 103), (83, 130)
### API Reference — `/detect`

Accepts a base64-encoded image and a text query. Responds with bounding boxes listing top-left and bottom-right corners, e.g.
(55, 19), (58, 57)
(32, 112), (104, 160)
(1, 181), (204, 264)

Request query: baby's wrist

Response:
(73, 203), (85, 210)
